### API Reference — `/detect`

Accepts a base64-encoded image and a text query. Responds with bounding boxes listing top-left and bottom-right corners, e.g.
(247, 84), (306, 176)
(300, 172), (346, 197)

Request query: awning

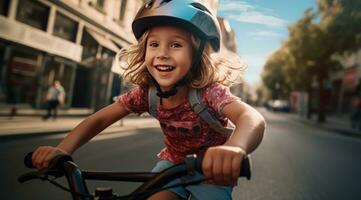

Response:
(111, 57), (126, 75)
(112, 38), (130, 49)
(86, 28), (119, 53)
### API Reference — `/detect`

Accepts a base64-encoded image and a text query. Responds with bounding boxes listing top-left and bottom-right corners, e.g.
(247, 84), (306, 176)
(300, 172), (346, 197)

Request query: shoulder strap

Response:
(148, 86), (158, 118)
(149, 87), (234, 136)
(188, 88), (234, 136)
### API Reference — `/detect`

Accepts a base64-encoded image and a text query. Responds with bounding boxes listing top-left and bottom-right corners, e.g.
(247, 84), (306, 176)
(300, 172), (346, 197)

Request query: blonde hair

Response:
(117, 30), (245, 88)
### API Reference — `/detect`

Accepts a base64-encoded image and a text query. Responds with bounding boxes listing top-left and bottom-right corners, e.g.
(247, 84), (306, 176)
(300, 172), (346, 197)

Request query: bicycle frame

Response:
(19, 154), (251, 200)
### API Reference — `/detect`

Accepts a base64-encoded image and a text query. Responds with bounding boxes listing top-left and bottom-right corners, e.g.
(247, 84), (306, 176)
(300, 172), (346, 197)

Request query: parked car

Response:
(271, 100), (291, 112)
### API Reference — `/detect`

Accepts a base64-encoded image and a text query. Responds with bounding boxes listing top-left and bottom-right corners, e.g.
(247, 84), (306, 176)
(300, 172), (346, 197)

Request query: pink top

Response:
(117, 83), (239, 163)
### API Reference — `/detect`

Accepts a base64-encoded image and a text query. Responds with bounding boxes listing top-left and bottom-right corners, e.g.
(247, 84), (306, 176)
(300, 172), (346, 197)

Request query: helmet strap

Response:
(152, 39), (206, 99)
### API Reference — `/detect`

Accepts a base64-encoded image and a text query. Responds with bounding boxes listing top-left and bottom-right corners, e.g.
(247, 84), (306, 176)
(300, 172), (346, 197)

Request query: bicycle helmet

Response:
(132, 0), (221, 52)
(132, 0), (221, 98)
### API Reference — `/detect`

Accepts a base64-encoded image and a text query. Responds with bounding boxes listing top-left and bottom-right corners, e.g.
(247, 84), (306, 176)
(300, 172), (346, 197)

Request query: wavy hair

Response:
(116, 30), (246, 88)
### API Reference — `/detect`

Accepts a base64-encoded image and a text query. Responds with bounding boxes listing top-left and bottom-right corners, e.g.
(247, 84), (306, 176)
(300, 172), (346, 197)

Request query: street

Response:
(1, 109), (361, 200)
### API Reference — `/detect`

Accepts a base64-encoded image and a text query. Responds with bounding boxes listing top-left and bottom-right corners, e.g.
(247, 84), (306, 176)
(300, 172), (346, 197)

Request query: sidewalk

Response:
(287, 112), (361, 138)
(1, 108), (360, 140)
(0, 115), (159, 139)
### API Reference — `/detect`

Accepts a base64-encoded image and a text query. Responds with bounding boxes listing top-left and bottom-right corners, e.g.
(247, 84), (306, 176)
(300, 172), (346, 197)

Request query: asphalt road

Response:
(1, 109), (361, 199)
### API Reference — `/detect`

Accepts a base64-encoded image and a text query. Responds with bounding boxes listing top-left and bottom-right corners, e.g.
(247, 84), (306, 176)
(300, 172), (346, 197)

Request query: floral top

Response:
(117, 83), (239, 163)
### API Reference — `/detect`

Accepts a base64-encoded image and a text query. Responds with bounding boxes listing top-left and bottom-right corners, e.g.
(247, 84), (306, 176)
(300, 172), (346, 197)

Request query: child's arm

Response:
(32, 102), (130, 169)
(203, 100), (265, 186)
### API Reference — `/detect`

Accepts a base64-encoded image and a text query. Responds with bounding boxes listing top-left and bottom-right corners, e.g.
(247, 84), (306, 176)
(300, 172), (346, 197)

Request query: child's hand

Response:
(202, 145), (246, 186)
(32, 146), (68, 170)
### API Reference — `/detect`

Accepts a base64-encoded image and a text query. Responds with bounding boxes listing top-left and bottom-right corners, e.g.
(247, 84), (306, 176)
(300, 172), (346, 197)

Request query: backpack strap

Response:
(148, 86), (234, 136)
(148, 86), (158, 118)
(188, 88), (233, 136)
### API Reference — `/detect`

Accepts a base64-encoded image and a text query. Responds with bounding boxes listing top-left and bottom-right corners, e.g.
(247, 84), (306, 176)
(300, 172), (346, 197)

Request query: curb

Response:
(293, 115), (361, 139)
(0, 124), (160, 140)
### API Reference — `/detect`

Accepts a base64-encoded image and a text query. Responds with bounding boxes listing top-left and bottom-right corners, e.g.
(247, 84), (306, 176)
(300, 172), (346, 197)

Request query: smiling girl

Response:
(31, 0), (265, 199)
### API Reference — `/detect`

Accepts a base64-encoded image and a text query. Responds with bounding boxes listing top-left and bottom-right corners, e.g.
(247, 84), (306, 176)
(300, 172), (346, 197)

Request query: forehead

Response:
(148, 26), (192, 40)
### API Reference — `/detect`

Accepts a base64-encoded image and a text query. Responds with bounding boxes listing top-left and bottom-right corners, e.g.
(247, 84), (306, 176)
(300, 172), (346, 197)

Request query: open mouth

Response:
(155, 65), (175, 72)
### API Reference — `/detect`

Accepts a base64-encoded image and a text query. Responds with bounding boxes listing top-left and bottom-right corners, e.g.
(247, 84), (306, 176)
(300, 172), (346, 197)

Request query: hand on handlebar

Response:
(202, 145), (247, 186)
(31, 146), (69, 170)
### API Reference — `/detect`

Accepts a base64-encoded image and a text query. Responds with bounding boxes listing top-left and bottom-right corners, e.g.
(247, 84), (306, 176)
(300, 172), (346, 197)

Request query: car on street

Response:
(271, 99), (291, 112)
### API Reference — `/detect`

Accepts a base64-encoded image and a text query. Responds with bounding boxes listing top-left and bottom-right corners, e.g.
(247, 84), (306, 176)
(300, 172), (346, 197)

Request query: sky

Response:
(217, 0), (317, 86)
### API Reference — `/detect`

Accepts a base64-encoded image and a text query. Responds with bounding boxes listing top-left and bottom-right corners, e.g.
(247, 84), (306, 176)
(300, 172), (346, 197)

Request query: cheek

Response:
(144, 52), (153, 67)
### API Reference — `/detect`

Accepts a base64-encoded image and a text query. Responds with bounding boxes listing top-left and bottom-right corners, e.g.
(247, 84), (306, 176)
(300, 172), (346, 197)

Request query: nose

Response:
(156, 45), (169, 59)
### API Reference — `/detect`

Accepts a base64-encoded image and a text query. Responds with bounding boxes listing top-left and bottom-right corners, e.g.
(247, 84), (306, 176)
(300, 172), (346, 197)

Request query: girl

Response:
(32, 0), (265, 199)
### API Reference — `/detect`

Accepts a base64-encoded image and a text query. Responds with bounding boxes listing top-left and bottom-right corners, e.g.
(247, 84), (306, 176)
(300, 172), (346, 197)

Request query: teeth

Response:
(155, 65), (175, 72)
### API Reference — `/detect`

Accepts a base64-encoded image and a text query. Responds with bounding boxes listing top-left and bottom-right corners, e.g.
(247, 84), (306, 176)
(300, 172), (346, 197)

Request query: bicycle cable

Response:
(41, 175), (94, 199)
(120, 176), (209, 199)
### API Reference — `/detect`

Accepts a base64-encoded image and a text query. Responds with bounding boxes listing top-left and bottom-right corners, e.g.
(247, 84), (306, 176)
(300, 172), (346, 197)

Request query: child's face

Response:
(145, 26), (194, 91)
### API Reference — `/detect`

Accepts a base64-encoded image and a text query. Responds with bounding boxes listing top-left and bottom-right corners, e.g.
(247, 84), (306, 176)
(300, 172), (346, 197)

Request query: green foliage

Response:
(318, 0), (361, 53)
(261, 0), (358, 99)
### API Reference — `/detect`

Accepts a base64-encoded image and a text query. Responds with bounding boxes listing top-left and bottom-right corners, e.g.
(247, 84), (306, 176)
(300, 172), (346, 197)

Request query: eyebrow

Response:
(148, 34), (188, 42)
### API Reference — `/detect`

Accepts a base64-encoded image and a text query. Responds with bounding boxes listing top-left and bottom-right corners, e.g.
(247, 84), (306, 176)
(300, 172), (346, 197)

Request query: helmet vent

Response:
(191, 2), (211, 14)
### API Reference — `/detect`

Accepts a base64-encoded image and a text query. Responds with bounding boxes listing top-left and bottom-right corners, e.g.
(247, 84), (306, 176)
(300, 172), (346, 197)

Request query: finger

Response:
(37, 150), (47, 169)
(212, 154), (223, 185)
(38, 148), (52, 169)
(32, 148), (41, 167)
(231, 156), (241, 186)
(202, 153), (213, 179)
(222, 156), (232, 185)
(33, 147), (46, 168)
(43, 147), (57, 169)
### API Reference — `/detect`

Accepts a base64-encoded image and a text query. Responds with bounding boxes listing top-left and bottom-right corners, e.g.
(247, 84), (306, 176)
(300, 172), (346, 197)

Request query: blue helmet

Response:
(132, 0), (221, 52)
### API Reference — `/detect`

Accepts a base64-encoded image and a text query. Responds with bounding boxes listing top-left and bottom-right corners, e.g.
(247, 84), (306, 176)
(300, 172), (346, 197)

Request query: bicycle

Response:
(18, 152), (252, 200)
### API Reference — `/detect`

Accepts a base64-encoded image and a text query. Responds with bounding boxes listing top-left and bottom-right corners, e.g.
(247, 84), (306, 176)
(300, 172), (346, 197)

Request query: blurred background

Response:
(0, 0), (360, 199)
(0, 0), (360, 125)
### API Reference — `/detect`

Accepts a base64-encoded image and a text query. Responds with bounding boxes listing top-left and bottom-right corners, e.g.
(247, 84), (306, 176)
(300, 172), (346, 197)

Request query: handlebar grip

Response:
(240, 156), (252, 180)
(23, 152), (74, 170)
(24, 152), (35, 168)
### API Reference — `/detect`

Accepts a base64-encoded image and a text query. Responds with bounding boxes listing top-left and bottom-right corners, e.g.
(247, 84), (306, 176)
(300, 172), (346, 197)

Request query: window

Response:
(81, 30), (98, 60)
(16, 0), (49, 31)
(118, 0), (127, 21)
(53, 12), (78, 42)
(96, 0), (105, 9)
(0, 0), (10, 16)
(7, 49), (39, 105)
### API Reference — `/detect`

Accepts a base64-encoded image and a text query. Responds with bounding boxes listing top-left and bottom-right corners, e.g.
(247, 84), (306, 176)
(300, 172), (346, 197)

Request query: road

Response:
(1, 109), (361, 199)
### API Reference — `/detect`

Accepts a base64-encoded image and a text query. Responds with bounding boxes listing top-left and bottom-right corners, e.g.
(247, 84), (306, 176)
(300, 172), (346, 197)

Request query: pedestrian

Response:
(350, 96), (361, 130)
(42, 80), (65, 120)
(31, 1), (265, 199)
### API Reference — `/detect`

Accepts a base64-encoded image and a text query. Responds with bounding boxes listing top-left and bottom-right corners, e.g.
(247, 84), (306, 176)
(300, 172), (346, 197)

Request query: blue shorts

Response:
(151, 160), (233, 200)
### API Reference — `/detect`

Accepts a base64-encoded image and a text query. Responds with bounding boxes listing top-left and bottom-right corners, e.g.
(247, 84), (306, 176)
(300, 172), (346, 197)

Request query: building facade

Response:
(0, 0), (224, 113)
(330, 50), (361, 114)
(217, 17), (246, 100)
(0, 0), (143, 112)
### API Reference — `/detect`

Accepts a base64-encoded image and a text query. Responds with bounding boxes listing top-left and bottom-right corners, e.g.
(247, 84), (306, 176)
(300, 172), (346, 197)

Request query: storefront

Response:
(0, 0), (132, 113)
(0, 12), (82, 109)
(5, 45), (41, 107)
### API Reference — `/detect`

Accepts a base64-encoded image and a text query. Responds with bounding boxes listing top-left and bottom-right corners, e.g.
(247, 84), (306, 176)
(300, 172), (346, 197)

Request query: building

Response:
(217, 17), (247, 100)
(330, 50), (361, 114)
(0, 0), (143, 113)
(0, 0), (224, 114)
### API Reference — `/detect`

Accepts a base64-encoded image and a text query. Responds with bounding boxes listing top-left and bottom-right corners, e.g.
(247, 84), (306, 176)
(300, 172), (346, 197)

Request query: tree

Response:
(261, 48), (289, 100)
(318, 0), (361, 54)
(261, 0), (360, 122)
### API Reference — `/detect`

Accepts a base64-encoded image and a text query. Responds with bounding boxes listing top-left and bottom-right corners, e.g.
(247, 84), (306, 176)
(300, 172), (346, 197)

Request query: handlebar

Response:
(19, 152), (252, 200)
